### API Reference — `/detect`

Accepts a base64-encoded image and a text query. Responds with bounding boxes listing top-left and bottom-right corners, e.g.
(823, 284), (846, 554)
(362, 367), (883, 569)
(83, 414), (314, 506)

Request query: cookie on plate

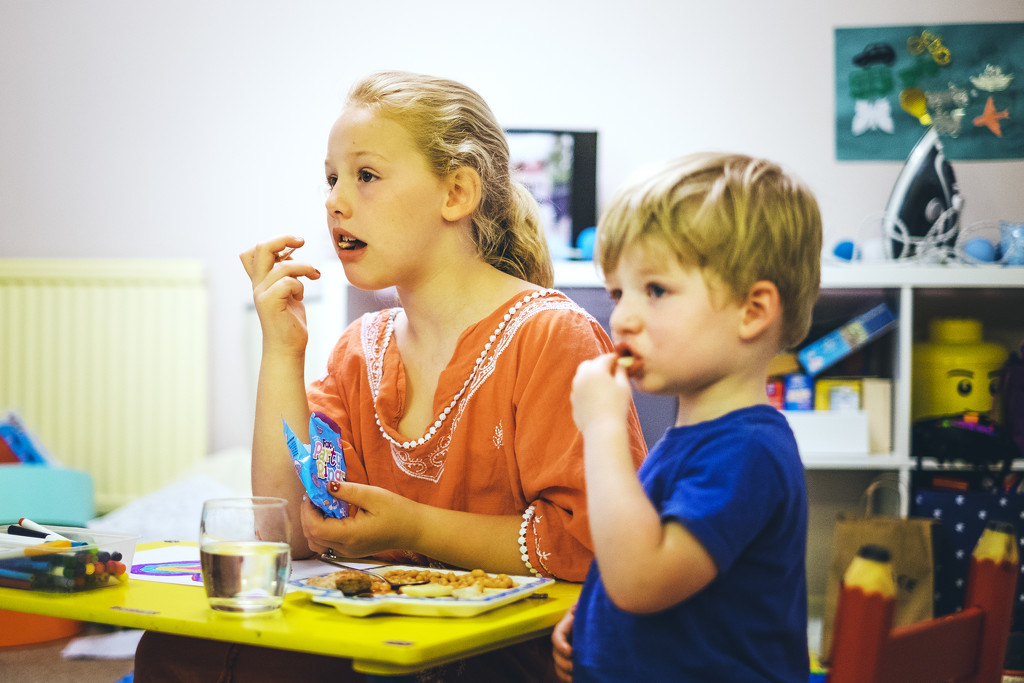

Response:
(308, 569), (372, 595)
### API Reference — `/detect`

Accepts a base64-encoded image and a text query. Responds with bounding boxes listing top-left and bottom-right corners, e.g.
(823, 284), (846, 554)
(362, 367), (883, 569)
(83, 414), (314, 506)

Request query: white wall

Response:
(2, 0), (1022, 454)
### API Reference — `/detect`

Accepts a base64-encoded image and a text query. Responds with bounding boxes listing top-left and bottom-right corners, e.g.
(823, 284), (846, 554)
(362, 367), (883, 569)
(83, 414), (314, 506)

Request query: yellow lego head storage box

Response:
(912, 318), (1008, 421)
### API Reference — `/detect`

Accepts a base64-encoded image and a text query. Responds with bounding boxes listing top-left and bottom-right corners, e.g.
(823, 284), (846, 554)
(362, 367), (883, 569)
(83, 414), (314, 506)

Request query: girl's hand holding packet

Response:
(283, 412), (349, 519)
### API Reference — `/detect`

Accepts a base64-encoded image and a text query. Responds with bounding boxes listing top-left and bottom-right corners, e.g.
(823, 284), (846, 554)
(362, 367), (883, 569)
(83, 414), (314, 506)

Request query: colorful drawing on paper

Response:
(836, 22), (1024, 160)
(131, 560), (203, 584)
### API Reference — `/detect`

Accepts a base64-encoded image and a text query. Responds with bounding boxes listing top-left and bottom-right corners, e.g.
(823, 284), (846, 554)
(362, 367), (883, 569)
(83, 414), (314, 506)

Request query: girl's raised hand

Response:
(299, 481), (422, 560)
(240, 236), (320, 354)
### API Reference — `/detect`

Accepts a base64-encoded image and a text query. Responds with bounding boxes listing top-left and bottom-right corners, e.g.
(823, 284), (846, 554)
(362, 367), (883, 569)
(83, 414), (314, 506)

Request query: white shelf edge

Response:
(802, 454), (913, 470)
(553, 260), (604, 287)
(554, 260), (1024, 290)
(913, 460), (1024, 472)
(820, 263), (1024, 288)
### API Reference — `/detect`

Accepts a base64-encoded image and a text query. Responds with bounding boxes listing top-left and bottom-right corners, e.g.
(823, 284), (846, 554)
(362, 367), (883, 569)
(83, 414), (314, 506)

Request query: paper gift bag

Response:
(820, 483), (936, 664)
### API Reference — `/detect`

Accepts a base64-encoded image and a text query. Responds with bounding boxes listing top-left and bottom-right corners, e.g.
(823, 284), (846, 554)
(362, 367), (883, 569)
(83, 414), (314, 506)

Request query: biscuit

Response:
(308, 569), (372, 595)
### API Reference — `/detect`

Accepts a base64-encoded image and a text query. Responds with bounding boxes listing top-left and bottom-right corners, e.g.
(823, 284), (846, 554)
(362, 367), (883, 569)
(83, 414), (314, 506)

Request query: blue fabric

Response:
(573, 405), (809, 682)
(911, 486), (1024, 627)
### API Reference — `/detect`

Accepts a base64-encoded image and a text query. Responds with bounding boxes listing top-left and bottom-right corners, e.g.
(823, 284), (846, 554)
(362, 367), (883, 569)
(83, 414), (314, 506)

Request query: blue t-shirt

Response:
(573, 405), (808, 682)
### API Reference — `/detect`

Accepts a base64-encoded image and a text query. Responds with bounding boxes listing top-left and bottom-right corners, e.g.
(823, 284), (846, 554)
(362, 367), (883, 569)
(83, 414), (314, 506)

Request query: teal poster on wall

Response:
(836, 22), (1024, 161)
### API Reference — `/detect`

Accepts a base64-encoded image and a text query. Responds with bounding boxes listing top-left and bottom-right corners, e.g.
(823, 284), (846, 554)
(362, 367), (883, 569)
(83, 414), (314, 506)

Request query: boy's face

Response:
(605, 239), (744, 400)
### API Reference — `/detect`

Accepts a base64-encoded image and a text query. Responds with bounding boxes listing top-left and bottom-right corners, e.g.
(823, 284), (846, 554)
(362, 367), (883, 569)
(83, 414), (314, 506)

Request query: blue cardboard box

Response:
(798, 303), (897, 377)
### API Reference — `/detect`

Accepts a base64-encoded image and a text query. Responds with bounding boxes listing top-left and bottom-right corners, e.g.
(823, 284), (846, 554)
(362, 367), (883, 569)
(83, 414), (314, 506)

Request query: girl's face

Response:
(324, 106), (451, 291)
(605, 240), (743, 401)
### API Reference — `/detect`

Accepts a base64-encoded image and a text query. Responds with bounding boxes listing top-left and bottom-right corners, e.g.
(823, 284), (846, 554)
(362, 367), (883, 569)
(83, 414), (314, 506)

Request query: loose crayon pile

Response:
(0, 547), (128, 591)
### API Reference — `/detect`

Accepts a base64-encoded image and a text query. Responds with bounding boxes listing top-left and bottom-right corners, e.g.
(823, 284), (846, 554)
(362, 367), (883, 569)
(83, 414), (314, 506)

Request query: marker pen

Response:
(7, 525), (51, 540)
(18, 518), (71, 542)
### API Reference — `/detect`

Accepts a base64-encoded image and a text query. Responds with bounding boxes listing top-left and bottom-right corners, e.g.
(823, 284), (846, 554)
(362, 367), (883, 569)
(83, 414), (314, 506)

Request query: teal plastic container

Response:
(0, 464), (95, 526)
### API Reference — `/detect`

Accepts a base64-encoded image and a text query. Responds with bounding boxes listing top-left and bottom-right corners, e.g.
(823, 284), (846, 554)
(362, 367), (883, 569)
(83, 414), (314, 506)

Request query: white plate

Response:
(290, 565), (554, 617)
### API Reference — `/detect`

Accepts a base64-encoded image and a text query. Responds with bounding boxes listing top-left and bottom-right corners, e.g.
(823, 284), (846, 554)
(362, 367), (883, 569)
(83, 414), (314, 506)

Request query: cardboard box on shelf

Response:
(798, 304), (897, 378)
(768, 352), (801, 377)
(862, 377), (893, 454)
(814, 378), (862, 411)
(784, 374), (815, 410)
(782, 410), (869, 454)
(805, 377), (893, 455)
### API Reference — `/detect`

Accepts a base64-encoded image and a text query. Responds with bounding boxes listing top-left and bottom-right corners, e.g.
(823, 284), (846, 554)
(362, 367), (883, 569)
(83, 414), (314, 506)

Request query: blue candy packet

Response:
(283, 413), (348, 519)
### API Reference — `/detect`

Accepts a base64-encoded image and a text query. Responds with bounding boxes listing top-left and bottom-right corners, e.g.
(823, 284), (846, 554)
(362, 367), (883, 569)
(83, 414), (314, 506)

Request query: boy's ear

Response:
(441, 166), (482, 222)
(738, 280), (781, 341)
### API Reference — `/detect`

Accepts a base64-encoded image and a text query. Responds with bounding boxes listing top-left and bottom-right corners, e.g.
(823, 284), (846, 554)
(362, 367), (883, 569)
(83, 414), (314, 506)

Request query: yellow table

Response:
(0, 543), (581, 678)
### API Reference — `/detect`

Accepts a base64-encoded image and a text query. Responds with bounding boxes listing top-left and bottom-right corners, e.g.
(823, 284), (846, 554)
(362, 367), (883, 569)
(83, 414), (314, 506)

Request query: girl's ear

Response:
(739, 280), (781, 342)
(441, 166), (482, 222)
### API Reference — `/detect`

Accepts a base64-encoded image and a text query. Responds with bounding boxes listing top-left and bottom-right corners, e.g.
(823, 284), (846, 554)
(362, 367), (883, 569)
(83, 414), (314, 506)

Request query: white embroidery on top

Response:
(362, 294), (588, 483)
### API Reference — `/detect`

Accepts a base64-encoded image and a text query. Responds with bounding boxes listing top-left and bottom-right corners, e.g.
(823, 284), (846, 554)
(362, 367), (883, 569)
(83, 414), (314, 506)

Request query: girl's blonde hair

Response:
(596, 153), (822, 350)
(346, 71), (553, 288)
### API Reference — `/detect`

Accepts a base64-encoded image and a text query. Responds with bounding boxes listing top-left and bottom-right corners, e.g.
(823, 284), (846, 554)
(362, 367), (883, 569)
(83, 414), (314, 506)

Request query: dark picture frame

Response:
(506, 129), (598, 258)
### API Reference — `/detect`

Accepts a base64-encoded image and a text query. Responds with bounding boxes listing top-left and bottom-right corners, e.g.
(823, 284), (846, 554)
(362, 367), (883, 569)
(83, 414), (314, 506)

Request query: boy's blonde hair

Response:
(346, 71), (553, 288)
(596, 153), (822, 350)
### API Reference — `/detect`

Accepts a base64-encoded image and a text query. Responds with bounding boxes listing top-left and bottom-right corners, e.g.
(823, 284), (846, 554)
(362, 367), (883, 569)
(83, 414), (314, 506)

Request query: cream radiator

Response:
(0, 259), (208, 512)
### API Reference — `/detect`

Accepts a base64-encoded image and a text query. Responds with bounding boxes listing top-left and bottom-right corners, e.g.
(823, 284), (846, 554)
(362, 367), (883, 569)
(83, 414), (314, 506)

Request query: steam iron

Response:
(882, 127), (963, 260)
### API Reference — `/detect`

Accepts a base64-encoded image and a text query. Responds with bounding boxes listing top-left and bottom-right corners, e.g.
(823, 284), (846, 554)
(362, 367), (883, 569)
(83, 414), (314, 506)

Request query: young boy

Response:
(552, 153), (822, 682)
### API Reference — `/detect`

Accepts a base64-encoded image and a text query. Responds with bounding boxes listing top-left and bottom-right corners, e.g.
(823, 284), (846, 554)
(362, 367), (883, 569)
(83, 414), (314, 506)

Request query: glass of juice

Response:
(199, 497), (291, 613)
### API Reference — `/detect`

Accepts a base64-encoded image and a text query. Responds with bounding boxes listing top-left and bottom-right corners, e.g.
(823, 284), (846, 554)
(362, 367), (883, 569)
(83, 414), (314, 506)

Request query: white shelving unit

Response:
(811, 264), (1022, 478)
(554, 260), (1024, 609)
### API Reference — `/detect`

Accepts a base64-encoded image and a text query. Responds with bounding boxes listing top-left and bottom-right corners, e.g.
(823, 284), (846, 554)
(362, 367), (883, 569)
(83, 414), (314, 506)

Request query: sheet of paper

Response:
(62, 629), (144, 660)
(128, 545), (352, 589)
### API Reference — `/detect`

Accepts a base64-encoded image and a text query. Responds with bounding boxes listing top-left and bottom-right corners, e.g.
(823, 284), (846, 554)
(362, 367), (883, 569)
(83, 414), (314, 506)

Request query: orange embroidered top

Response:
(306, 289), (647, 581)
